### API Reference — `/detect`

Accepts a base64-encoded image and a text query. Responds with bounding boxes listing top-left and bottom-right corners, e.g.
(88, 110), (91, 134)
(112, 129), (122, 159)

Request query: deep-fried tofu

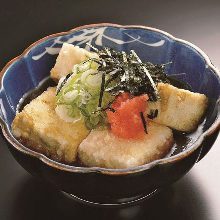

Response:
(78, 122), (173, 169)
(50, 43), (98, 81)
(146, 83), (208, 132)
(12, 87), (89, 163)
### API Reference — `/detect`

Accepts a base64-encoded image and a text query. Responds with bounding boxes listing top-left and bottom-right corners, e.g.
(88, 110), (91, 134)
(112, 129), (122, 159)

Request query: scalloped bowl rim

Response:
(0, 23), (220, 175)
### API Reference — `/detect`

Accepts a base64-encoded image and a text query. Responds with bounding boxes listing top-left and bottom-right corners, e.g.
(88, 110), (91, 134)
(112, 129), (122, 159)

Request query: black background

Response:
(0, 0), (220, 219)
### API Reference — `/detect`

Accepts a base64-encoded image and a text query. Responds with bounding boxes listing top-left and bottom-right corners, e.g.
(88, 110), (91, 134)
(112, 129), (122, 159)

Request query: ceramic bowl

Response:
(0, 23), (219, 206)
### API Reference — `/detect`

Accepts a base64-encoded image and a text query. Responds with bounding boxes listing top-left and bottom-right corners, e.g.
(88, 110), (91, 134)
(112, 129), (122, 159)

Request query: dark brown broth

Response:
(17, 77), (205, 166)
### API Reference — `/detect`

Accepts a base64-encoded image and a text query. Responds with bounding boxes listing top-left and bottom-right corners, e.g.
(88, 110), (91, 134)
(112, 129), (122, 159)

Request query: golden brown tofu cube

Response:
(50, 43), (98, 81)
(78, 122), (173, 169)
(146, 83), (208, 132)
(12, 87), (89, 163)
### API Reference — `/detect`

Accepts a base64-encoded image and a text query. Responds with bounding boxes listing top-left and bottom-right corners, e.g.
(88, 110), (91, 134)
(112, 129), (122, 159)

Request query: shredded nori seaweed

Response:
(147, 109), (158, 119)
(106, 107), (115, 113)
(140, 112), (148, 134)
(98, 70), (106, 107)
(86, 44), (175, 107)
(56, 73), (72, 95)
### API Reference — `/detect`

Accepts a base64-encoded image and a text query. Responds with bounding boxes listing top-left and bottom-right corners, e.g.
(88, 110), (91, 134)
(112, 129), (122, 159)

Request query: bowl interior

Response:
(0, 25), (219, 166)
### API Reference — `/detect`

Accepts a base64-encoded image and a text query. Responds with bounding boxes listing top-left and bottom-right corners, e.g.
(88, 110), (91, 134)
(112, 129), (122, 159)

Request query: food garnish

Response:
(56, 45), (178, 134)
(55, 59), (114, 129)
(106, 92), (148, 139)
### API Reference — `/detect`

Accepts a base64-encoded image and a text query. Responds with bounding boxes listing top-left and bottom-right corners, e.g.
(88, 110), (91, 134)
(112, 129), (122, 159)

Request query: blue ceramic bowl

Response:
(0, 24), (220, 206)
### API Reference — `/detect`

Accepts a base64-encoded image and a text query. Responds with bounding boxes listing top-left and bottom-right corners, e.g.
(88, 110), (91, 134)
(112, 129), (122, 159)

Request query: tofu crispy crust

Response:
(146, 83), (208, 132)
(50, 43), (98, 81)
(12, 87), (89, 163)
(78, 122), (173, 169)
